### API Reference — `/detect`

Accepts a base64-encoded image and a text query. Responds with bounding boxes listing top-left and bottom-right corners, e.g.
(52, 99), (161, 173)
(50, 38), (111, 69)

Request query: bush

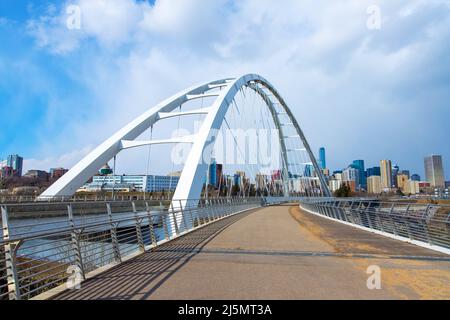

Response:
(334, 184), (352, 197)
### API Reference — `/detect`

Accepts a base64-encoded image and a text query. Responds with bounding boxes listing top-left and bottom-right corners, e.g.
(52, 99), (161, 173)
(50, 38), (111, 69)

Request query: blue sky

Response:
(0, 0), (449, 180)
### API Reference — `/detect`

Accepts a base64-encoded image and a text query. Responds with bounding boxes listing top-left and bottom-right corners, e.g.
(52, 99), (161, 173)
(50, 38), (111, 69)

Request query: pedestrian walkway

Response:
(52, 205), (450, 300)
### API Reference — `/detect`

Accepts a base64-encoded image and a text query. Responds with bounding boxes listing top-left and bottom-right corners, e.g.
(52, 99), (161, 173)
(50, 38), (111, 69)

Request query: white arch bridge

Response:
(2, 76), (449, 300)
(40, 74), (331, 207)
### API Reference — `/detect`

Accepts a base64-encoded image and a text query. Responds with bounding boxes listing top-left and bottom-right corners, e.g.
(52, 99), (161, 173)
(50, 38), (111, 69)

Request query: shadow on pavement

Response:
(52, 210), (256, 300)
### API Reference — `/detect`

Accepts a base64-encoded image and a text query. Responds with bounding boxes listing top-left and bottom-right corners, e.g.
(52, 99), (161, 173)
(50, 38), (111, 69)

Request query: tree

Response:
(334, 184), (352, 197)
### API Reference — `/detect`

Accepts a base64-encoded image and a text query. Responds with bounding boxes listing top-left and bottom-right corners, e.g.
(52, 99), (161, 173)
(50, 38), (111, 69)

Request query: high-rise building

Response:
(424, 155), (445, 188)
(401, 170), (410, 179)
(367, 176), (381, 194)
(208, 158), (217, 186)
(234, 171), (246, 187)
(319, 147), (326, 170)
(409, 180), (421, 194)
(342, 167), (359, 188)
(7, 154), (23, 177)
(366, 167), (381, 177)
(380, 160), (392, 190)
(411, 174), (421, 181)
(304, 165), (314, 177)
(216, 163), (223, 188)
(328, 179), (342, 192)
(397, 174), (409, 192)
(392, 165), (400, 188)
(351, 160), (366, 189)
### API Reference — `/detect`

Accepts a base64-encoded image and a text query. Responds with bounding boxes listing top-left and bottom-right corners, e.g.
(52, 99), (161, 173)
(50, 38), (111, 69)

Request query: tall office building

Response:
(401, 170), (410, 179)
(7, 154), (23, 177)
(342, 166), (359, 191)
(411, 174), (421, 181)
(351, 160), (366, 189)
(424, 155), (445, 188)
(397, 174), (409, 192)
(304, 165), (314, 177)
(392, 165), (400, 188)
(208, 158), (217, 186)
(380, 160), (393, 190)
(367, 176), (381, 194)
(366, 167), (381, 177)
(319, 147), (326, 169)
(216, 163), (223, 188)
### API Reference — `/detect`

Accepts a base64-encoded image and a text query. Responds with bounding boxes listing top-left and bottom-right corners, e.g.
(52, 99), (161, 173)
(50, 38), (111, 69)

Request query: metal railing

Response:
(300, 199), (450, 252)
(0, 198), (263, 300)
(0, 194), (176, 204)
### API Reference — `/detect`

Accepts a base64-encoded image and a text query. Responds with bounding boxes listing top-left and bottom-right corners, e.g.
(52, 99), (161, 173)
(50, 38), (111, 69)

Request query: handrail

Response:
(300, 199), (450, 254)
(0, 197), (264, 300)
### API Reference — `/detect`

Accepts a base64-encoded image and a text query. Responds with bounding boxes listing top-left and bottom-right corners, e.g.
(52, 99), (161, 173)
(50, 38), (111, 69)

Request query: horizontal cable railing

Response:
(300, 199), (450, 252)
(0, 197), (263, 300)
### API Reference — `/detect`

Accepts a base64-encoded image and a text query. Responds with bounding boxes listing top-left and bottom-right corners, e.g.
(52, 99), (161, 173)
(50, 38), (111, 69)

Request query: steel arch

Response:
(39, 74), (330, 204)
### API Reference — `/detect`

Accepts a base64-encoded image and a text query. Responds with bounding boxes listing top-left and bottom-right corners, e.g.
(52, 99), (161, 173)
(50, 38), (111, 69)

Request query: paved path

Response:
(53, 205), (450, 300)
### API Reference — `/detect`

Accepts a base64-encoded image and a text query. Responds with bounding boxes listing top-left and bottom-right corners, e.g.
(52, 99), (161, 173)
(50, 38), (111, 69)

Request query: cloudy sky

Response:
(0, 0), (449, 179)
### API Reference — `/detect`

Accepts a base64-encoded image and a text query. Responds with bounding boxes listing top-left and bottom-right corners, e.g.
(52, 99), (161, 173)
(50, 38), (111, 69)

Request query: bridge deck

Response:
(52, 205), (450, 300)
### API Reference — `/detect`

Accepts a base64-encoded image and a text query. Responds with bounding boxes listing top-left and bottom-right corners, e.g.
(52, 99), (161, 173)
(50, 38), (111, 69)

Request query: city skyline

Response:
(1, 1), (450, 181)
(2, 150), (448, 183)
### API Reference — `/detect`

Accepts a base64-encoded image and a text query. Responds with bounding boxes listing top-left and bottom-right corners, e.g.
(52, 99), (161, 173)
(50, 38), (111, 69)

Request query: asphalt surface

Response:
(52, 205), (450, 300)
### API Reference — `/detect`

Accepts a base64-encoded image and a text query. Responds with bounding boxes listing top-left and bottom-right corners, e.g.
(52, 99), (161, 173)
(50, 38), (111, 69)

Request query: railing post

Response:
(67, 204), (85, 281)
(170, 203), (180, 236)
(131, 202), (145, 252)
(145, 202), (157, 247)
(364, 203), (374, 229)
(389, 204), (398, 236)
(106, 203), (121, 263)
(220, 199), (225, 218)
(332, 201), (340, 220)
(325, 202), (333, 218)
(205, 200), (211, 223)
(179, 200), (189, 232)
(211, 199), (218, 220)
(186, 203), (195, 228)
(404, 205), (413, 240)
(376, 207), (385, 233)
(162, 213), (170, 240)
(423, 205), (433, 245)
(2, 206), (21, 300)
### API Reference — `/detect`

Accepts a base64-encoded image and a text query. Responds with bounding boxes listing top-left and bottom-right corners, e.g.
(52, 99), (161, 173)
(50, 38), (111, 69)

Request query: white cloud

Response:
(24, 0), (450, 177)
(23, 145), (94, 173)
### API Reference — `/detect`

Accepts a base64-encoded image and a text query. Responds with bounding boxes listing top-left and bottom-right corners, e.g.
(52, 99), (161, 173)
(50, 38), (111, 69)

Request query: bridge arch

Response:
(40, 74), (330, 206)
